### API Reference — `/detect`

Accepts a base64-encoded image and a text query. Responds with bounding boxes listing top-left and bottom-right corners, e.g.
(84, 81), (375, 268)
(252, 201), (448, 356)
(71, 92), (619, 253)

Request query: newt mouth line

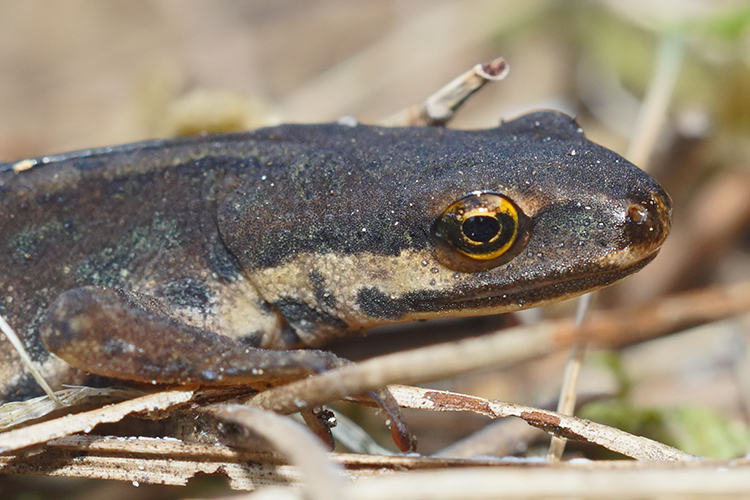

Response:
(436, 251), (659, 310)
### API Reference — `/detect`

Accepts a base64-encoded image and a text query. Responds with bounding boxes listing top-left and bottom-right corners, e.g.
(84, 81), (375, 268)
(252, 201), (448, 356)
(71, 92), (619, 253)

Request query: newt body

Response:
(0, 111), (670, 402)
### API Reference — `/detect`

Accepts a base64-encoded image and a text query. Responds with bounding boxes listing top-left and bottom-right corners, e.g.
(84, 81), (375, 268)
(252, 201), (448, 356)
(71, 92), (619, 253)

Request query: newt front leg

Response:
(42, 287), (341, 387)
(41, 286), (417, 451)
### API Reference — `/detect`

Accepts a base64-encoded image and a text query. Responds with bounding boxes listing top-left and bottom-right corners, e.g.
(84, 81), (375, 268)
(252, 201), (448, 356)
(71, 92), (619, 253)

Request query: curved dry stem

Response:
(208, 404), (345, 500)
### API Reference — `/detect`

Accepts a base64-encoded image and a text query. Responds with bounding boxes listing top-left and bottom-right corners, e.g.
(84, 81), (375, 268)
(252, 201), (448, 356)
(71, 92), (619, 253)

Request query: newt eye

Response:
(432, 192), (531, 272)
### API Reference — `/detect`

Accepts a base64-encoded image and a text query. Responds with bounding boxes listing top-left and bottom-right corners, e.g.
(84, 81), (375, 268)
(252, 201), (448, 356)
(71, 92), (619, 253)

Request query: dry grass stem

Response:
(0, 312), (60, 405)
(207, 404), (345, 500)
(344, 465), (750, 500)
(547, 293), (595, 460)
(0, 386), (138, 430)
(0, 388), (194, 454)
(625, 34), (685, 169)
(329, 409), (396, 455)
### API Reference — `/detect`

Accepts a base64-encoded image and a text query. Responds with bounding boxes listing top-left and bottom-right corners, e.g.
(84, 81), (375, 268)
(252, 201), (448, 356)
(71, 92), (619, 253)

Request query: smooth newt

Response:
(0, 110), (671, 403)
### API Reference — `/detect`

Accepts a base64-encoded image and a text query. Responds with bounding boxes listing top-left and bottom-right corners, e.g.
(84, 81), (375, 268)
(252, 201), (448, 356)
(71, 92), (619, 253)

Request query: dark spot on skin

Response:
(102, 338), (131, 358)
(156, 278), (214, 311)
(275, 297), (348, 334)
(358, 286), (520, 321)
(356, 288), (409, 320)
(236, 331), (265, 347)
(308, 270), (337, 308)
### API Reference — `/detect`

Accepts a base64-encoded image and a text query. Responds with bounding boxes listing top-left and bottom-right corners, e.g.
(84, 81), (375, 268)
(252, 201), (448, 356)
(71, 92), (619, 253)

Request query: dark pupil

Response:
(462, 215), (500, 243)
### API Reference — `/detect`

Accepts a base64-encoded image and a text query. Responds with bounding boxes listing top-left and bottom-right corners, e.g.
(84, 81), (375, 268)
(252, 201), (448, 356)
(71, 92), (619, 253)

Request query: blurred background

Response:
(1, 0), (750, 496)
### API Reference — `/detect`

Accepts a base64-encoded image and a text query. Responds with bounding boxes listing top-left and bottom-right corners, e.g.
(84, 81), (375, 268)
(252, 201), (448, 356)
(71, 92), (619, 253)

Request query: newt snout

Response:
(624, 186), (672, 258)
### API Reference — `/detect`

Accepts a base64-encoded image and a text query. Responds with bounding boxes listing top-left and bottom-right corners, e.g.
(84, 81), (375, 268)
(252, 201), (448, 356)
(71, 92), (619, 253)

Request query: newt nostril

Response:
(624, 189), (672, 252)
(627, 204), (648, 224)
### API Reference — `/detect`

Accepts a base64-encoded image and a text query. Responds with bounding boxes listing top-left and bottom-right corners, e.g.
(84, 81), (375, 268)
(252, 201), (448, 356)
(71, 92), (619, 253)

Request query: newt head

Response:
(219, 110), (671, 347)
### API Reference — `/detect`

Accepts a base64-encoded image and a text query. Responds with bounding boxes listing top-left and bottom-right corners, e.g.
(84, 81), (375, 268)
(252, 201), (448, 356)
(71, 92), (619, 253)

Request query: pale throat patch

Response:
(247, 249), (465, 337)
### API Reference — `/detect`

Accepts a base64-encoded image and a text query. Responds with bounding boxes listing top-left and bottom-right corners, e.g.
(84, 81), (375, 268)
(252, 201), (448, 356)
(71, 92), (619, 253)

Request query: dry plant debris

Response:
(2, 282), (749, 492)
(0, 389), (195, 453)
(1, 280), (750, 494)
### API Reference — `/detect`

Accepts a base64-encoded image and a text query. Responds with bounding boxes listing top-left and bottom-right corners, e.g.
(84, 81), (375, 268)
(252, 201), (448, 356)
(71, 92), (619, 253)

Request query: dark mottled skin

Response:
(0, 111), (671, 403)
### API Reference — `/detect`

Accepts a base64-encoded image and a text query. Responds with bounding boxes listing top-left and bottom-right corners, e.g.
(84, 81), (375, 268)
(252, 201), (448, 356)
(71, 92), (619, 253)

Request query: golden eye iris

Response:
(432, 192), (530, 272)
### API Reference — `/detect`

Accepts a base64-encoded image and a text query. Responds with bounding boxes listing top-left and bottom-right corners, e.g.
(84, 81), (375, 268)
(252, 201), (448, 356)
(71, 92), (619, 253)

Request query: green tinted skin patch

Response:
(0, 110), (671, 402)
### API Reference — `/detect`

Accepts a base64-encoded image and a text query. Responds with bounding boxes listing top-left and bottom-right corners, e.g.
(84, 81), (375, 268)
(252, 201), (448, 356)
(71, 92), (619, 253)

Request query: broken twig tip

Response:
(380, 56), (509, 127)
(475, 57), (509, 81)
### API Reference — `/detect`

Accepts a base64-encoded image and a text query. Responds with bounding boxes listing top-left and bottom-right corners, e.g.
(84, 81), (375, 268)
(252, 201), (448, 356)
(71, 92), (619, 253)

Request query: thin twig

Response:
(625, 33), (685, 168)
(547, 293), (592, 461)
(381, 57), (508, 127)
(0, 312), (61, 406)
